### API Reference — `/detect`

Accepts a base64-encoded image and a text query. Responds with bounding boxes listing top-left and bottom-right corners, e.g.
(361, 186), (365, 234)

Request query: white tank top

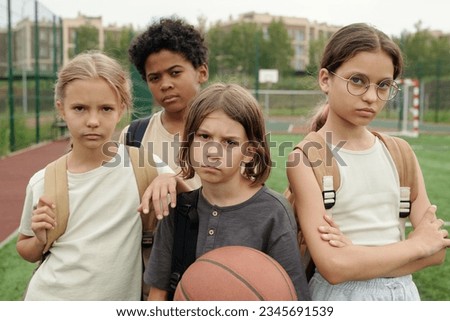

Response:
(331, 137), (402, 246)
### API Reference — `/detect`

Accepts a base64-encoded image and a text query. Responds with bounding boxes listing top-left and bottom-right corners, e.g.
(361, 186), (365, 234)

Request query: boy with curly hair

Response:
(120, 17), (209, 216)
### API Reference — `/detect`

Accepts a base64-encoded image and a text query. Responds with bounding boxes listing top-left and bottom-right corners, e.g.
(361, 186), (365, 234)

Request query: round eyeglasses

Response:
(329, 71), (400, 101)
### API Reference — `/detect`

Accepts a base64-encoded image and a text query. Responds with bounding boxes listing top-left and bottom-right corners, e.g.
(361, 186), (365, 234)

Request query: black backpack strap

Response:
(125, 117), (151, 147)
(168, 189), (200, 299)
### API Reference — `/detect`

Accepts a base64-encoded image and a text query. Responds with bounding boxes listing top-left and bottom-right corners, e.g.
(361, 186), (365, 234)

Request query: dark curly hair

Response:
(129, 17), (209, 81)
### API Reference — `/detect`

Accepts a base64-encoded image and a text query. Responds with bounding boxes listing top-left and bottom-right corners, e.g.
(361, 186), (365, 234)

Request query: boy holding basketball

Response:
(145, 83), (311, 301)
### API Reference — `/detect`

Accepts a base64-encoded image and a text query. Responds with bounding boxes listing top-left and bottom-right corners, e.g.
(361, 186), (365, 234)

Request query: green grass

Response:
(1, 133), (449, 300)
(266, 133), (450, 301)
(0, 112), (62, 157)
(0, 237), (37, 301)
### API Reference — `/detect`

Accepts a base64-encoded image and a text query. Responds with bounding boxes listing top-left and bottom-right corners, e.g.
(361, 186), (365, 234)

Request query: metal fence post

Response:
(7, 0), (16, 151)
(34, 0), (40, 143)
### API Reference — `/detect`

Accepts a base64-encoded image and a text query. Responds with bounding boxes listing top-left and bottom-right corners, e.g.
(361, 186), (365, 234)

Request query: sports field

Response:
(0, 132), (449, 300)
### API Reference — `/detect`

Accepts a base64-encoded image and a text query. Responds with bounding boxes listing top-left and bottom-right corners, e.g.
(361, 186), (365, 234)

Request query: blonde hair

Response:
(179, 83), (272, 186)
(54, 51), (132, 110)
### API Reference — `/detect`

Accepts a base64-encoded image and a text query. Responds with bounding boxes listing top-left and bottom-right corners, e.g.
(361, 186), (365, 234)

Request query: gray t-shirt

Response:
(145, 186), (310, 301)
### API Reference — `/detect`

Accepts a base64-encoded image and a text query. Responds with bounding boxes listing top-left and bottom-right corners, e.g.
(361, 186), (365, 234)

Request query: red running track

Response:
(0, 138), (70, 244)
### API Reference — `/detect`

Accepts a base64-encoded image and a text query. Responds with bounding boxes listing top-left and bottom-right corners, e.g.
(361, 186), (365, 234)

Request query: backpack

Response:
(125, 117), (151, 148)
(167, 189), (200, 300)
(42, 145), (158, 300)
(284, 131), (419, 281)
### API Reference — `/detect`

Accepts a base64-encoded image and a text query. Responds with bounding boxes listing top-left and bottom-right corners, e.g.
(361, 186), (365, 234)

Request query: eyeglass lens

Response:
(347, 74), (398, 101)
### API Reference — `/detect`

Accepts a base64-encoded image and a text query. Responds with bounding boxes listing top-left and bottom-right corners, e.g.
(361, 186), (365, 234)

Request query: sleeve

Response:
(18, 170), (45, 236)
(152, 154), (175, 174)
(143, 208), (176, 291)
(267, 204), (311, 301)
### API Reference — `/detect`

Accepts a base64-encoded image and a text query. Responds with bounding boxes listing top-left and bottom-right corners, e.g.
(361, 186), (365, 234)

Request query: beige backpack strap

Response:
(127, 146), (159, 300)
(284, 132), (339, 280)
(43, 154), (69, 254)
(297, 131), (339, 210)
(127, 146), (158, 232)
(372, 132), (418, 218)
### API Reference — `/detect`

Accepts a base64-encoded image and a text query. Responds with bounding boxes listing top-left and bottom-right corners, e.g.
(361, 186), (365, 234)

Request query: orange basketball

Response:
(173, 245), (297, 301)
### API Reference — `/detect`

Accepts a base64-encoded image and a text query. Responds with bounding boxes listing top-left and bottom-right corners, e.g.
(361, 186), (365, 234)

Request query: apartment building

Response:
(220, 12), (341, 72)
(0, 16), (60, 76)
(2, 11), (340, 75)
(61, 13), (104, 65)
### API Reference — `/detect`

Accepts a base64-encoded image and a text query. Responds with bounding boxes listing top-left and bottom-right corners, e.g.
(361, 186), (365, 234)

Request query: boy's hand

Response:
(139, 173), (177, 220)
(31, 196), (56, 245)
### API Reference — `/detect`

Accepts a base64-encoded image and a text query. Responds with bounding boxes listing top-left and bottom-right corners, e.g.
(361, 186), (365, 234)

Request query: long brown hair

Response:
(310, 23), (403, 131)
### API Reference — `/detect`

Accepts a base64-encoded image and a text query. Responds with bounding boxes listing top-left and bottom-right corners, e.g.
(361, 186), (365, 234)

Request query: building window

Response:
(295, 45), (304, 56)
(295, 29), (305, 41)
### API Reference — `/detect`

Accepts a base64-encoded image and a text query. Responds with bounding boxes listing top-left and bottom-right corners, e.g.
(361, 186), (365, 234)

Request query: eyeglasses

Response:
(329, 71), (400, 101)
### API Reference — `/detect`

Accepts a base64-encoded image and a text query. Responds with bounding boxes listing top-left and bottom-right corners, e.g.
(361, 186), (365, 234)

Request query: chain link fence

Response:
(0, 0), (63, 155)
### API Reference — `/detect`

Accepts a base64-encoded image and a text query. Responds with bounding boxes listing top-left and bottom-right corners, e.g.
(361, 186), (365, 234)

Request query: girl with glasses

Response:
(286, 23), (449, 300)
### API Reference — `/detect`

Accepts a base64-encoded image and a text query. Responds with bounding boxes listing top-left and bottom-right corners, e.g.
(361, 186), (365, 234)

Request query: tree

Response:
(206, 23), (230, 77)
(206, 21), (295, 79)
(104, 27), (134, 69)
(397, 21), (450, 79)
(70, 25), (99, 58)
(306, 34), (328, 76)
(227, 22), (263, 76)
(259, 19), (294, 75)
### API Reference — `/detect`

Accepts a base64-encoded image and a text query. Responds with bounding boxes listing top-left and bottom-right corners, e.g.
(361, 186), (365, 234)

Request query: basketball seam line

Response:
(197, 258), (265, 300)
(245, 247), (296, 300)
(179, 282), (191, 301)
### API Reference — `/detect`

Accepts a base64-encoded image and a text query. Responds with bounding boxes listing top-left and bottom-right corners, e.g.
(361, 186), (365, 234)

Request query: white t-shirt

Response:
(120, 111), (202, 190)
(19, 144), (142, 300)
(331, 137), (402, 246)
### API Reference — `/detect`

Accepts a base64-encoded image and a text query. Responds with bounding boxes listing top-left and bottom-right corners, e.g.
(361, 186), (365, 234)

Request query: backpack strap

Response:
(127, 146), (158, 267)
(284, 132), (339, 281)
(295, 131), (339, 210)
(42, 146), (158, 261)
(372, 132), (418, 218)
(168, 189), (200, 299)
(43, 154), (69, 254)
(125, 117), (151, 147)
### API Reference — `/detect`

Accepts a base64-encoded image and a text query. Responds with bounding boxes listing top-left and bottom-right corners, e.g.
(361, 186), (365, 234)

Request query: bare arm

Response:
(16, 196), (56, 262)
(369, 154), (447, 276)
(286, 149), (449, 285)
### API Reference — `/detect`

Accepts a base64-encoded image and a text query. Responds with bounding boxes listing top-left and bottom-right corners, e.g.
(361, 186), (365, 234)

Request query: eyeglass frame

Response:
(328, 70), (400, 101)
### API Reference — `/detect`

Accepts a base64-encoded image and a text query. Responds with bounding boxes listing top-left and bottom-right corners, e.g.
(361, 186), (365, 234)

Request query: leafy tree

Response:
(259, 19), (294, 75)
(306, 34), (328, 76)
(397, 21), (450, 80)
(207, 21), (295, 80)
(69, 25), (99, 58)
(104, 27), (134, 69)
(206, 23), (230, 78)
(227, 22), (263, 76)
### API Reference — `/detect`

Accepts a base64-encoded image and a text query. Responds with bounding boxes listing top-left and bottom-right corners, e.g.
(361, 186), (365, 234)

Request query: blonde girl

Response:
(17, 52), (145, 300)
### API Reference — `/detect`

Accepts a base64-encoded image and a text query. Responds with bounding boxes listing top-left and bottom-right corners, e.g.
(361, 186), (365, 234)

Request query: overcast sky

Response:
(19, 0), (450, 37)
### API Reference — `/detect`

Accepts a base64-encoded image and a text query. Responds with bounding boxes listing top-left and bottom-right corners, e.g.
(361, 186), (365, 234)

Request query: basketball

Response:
(173, 245), (297, 301)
